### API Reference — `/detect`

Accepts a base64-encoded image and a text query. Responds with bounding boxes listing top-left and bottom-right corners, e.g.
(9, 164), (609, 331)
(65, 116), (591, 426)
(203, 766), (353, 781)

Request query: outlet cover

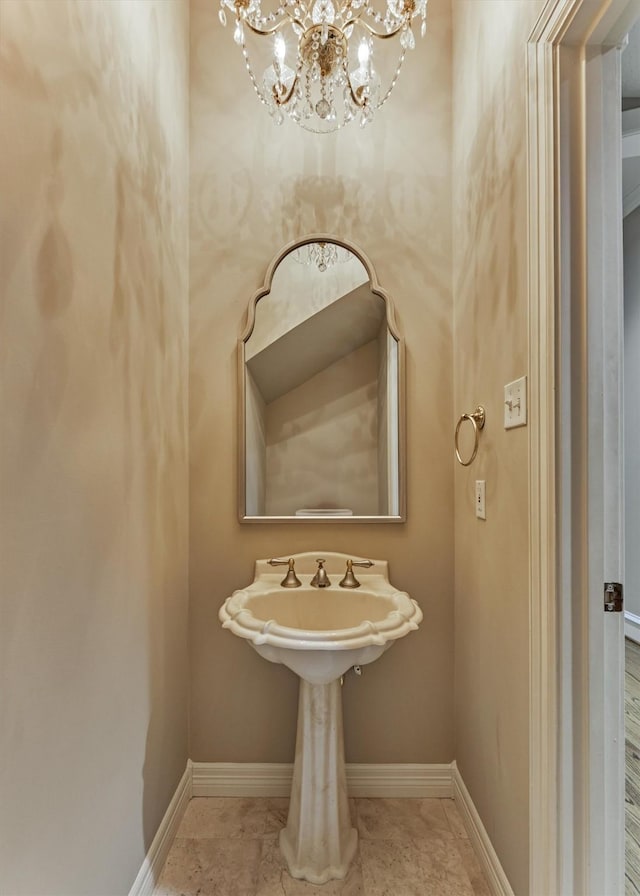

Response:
(504, 376), (527, 429)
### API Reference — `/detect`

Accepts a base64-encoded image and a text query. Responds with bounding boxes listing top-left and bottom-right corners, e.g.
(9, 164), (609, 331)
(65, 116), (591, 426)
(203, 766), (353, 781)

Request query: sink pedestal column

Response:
(280, 678), (357, 884)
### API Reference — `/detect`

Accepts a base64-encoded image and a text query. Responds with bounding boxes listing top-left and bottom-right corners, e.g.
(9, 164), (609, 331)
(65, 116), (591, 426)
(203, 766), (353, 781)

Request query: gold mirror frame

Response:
(238, 234), (406, 523)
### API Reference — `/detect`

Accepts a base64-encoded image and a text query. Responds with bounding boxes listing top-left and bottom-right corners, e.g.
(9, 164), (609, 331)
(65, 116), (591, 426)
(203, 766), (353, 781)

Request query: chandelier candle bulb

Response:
(357, 38), (370, 68)
(275, 32), (286, 63)
(218, 0), (428, 132)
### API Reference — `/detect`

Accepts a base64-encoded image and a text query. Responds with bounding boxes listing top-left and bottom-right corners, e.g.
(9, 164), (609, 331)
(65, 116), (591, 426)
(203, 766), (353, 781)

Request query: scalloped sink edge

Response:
(218, 552), (422, 685)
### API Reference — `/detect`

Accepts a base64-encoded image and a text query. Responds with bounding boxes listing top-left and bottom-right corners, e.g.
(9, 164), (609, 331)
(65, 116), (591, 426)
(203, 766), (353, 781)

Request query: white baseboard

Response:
(452, 762), (515, 896)
(192, 762), (294, 797)
(128, 760), (192, 896)
(625, 611), (640, 644)
(191, 761), (454, 798)
(132, 760), (513, 896)
(346, 762), (453, 797)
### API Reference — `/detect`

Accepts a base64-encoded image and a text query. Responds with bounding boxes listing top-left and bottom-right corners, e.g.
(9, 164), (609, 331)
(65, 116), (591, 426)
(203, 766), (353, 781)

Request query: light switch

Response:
(504, 376), (527, 429)
(475, 480), (486, 520)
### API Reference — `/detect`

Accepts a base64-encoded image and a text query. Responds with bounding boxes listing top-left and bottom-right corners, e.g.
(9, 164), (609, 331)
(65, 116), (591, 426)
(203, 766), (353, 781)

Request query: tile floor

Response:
(154, 796), (492, 896)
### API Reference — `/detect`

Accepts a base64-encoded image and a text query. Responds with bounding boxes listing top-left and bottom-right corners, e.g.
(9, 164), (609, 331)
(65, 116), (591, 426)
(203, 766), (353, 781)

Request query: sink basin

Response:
(219, 553), (422, 685)
(219, 552), (422, 885)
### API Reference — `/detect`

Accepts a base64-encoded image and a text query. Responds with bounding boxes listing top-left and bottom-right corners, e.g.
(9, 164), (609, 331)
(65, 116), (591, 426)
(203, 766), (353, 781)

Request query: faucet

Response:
(339, 559), (374, 588)
(268, 558), (302, 588)
(310, 558), (331, 588)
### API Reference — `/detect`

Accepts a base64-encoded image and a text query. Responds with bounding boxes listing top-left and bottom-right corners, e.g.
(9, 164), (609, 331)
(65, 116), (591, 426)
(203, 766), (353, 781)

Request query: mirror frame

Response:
(238, 234), (406, 523)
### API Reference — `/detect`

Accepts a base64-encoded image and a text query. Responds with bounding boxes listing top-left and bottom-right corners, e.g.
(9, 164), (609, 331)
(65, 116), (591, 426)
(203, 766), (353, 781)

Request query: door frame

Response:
(528, 0), (638, 892)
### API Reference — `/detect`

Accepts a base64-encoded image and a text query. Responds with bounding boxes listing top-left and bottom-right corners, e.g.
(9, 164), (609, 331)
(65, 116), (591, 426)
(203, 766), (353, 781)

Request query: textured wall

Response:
(190, 0), (453, 763)
(451, 3), (543, 894)
(625, 206), (640, 617)
(0, 2), (189, 893)
(265, 340), (380, 516)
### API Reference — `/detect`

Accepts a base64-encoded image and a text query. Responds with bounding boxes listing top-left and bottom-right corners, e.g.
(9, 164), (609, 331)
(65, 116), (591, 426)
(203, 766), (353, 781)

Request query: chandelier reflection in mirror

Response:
(293, 240), (352, 271)
(218, 0), (428, 133)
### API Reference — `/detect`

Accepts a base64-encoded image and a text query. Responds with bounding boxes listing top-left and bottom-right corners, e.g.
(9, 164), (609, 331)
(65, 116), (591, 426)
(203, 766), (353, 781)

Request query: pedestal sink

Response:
(218, 551), (422, 884)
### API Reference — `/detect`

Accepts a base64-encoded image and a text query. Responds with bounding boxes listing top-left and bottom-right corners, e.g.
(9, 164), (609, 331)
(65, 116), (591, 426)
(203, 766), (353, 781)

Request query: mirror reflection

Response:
(240, 238), (404, 521)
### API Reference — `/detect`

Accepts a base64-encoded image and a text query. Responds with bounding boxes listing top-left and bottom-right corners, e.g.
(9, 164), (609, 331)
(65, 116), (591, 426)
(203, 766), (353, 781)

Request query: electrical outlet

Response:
(504, 376), (527, 429)
(475, 480), (486, 520)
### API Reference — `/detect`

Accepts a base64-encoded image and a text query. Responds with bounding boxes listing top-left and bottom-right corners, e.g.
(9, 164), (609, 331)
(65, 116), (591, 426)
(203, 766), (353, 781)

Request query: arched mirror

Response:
(238, 235), (405, 522)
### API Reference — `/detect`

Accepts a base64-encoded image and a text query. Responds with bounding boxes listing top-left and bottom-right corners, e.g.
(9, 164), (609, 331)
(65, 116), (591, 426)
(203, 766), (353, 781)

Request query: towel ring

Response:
(455, 406), (486, 466)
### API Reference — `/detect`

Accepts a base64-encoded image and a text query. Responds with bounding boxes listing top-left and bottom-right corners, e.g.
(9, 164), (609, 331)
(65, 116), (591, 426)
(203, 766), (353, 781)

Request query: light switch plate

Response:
(475, 480), (486, 520)
(504, 376), (527, 429)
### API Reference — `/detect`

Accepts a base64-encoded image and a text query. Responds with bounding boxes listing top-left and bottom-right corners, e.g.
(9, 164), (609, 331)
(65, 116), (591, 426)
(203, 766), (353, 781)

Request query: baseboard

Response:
(128, 760), (192, 896)
(452, 762), (515, 896)
(625, 611), (640, 644)
(132, 760), (512, 896)
(191, 761), (454, 798)
(192, 762), (294, 797)
(345, 762), (453, 797)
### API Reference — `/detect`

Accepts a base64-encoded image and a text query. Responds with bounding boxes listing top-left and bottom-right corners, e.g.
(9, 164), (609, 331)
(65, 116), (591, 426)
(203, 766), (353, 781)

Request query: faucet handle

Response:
(310, 558), (331, 588)
(339, 559), (374, 589)
(268, 558), (302, 588)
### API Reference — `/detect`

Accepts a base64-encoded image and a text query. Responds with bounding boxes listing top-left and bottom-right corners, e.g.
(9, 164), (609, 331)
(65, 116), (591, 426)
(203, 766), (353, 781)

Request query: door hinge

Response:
(604, 582), (623, 613)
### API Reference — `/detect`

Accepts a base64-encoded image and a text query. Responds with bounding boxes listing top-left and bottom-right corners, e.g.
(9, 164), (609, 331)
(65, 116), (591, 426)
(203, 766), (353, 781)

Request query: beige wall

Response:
(452, 3), (543, 894)
(265, 340), (380, 516)
(0, 2), (190, 893)
(189, 0), (454, 763)
(0, 0), (541, 889)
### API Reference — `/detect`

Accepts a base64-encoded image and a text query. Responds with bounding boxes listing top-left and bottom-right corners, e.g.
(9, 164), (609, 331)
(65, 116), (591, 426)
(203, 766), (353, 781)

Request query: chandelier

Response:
(293, 241), (352, 270)
(218, 0), (428, 133)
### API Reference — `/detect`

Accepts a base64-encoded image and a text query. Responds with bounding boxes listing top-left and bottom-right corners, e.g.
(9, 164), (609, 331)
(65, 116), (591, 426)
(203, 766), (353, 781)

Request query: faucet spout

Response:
(310, 559), (331, 588)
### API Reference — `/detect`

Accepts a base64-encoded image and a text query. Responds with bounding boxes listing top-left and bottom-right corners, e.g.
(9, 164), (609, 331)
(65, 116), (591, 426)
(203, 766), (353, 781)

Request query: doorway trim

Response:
(526, 6), (564, 894)
(528, 0), (638, 892)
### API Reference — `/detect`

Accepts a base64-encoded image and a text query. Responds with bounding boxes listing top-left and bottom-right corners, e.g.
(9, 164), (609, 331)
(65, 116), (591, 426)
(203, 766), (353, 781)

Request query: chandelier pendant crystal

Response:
(293, 240), (353, 270)
(218, 0), (428, 132)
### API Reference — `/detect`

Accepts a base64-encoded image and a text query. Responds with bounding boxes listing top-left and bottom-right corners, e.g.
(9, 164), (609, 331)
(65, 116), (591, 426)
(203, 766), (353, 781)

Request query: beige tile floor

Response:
(154, 796), (492, 896)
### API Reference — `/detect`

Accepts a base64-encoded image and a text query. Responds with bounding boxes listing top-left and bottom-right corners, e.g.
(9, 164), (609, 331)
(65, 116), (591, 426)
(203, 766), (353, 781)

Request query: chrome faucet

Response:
(339, 559), (374, 588)
(268, 558), (302, 588)
(310, 558), (331, 588)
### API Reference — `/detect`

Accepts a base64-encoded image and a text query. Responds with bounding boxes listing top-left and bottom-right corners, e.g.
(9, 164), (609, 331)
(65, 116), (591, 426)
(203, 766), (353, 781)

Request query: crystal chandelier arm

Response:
(346, 80), (367, 107)
(270, 68), (301, 105)
(241, 14), (304, 36)
(345, 42), (408, 112)
(221, 0), (424, 132)
(242, 18), (283, 34)
(241, 6), (413, 40)
(342, 17), (413, 39)
(239, 40), (301, 118)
